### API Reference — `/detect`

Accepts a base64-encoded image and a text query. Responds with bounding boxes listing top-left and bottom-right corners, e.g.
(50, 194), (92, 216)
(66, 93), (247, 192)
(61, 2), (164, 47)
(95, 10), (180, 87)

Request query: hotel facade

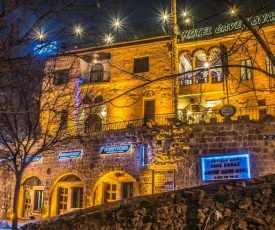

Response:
(1, 11), (275, 221)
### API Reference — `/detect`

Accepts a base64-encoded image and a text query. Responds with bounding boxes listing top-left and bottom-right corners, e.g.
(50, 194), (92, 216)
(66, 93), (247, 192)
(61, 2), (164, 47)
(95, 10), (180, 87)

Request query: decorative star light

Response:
(104, 33), (114, 44)
(35, 31), (46, 41)
(74, 25), (83, 36)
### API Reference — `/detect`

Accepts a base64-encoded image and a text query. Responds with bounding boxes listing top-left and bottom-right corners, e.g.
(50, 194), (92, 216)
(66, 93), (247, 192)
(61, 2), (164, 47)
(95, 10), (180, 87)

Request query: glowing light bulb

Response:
(104, 34), (114, 44)
(114, 20), (121, 28)
(74, 26), (83, 36)
(36, 31), (46, 41)
(162, 13), (169, 22)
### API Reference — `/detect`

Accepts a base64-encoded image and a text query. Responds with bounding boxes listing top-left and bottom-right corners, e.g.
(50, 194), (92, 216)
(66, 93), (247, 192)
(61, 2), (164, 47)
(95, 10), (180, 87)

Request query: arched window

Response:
(54, 175), (84, 215)
(209, 49), (223, 83)
(194, 51), (208, 84)
(85, 114), (102, 133)
(179, 53), (193, 86)
(90, 64), (104, 82)
(22, 177), (44, 218)
(23, 177), (43, 186)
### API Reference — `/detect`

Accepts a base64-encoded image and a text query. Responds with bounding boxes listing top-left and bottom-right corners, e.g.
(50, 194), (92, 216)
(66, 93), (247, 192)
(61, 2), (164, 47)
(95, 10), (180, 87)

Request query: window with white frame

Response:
(90, 63), (104, 82)
(104, 183), (117, 203)
(179, 53), (193, 86)
(265, 56), (275, 75)
(240, 59), (253, 80)
(209, 49), (223, 83)
(194, 51), (208, 84)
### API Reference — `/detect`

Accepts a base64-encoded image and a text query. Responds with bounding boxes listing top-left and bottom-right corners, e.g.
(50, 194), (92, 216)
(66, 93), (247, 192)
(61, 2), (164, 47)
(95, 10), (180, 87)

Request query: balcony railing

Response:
(87, 105), (275, 132)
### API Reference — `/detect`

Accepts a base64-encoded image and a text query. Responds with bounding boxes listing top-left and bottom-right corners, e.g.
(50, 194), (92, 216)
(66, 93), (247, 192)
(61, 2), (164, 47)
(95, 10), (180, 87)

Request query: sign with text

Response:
(58, 150), (82, 159)
(34, 41), (58, 55)
(26, 156), (42, 163)
(100, 145), (131, 154)
(153, 170), (174, 193)
(182, 11), (275, 40)
(263, 134), (275, 140)
(200, 153), (250, 181)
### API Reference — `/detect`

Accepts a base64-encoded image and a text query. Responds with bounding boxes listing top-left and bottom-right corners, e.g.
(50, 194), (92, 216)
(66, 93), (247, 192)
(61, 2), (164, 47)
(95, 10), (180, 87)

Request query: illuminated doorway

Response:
(21, 177), (44, 218)
(144, 100), (155, 125)
(51, 174), (84, 216)
(92, 171), (138, 206)
(85, 113), (102, 132)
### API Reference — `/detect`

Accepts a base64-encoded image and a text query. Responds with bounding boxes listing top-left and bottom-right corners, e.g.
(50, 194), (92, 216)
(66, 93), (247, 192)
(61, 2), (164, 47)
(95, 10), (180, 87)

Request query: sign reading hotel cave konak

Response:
(200, 153), (250, 181)
(100, 145), (132, 154)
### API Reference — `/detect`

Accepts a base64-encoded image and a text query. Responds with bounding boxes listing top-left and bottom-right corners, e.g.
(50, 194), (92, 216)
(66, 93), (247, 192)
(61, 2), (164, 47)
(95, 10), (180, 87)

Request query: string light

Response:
(104, 33), (114, 44)
(112, 18), (123, 30)
(36, 31), (46, 41)
(74, 25), (83, 36)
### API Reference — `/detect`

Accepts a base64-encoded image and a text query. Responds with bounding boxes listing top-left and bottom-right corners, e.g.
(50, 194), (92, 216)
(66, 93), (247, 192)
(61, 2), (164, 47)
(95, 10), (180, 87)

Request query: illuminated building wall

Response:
(178, 24), (275, 122)
(2, 22), (275, 222)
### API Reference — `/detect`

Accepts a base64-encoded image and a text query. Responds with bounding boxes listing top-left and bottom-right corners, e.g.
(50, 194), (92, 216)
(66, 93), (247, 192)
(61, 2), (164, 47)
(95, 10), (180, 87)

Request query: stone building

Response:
(1, 11), (275, 222)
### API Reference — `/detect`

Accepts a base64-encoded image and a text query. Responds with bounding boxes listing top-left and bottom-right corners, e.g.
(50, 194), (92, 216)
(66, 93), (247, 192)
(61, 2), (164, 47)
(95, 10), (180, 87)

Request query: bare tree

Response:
(0, 1), (128, 229)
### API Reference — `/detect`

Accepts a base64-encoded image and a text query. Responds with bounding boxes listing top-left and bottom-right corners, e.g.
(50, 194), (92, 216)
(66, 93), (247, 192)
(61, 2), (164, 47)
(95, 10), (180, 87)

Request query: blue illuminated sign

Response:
(26, 156), (42, 163)
(34, 41), (58, 55)
(100, 145), (131, 154)
(58, 150), (82, 159)
(200, 153), (250, 181)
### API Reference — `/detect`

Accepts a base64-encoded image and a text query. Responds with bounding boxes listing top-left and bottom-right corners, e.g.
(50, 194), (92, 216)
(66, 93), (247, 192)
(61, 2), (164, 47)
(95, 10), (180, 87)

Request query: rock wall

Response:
(1, 119), (275, 220)
(21, 174), (275, 230)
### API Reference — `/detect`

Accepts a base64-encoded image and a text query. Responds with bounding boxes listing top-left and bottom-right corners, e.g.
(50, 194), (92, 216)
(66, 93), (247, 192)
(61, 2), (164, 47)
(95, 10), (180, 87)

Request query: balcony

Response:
(85, 105), (275, 133)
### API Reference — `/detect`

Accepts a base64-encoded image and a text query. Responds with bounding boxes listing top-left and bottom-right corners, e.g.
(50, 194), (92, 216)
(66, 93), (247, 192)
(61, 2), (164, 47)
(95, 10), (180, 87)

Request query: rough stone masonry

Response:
(22, 174), (275, 230)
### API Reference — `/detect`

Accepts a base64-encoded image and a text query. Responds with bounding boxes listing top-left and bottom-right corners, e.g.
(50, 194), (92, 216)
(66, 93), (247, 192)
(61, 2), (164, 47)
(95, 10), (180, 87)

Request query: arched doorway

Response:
(50, 174), (84, 216)
(85, 113), (102, 132)
(92, 171), (139, 206)
(21, 177), (44, 219)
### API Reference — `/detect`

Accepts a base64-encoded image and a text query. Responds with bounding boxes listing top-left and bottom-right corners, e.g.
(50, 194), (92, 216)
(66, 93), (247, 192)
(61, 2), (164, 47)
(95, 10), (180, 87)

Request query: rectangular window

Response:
(53, 69), (70, 85)
(259, 109), (267, 119)
(104, 183), (116, 203)
(58, 187), (68, 214)
(266, 56), (275, 75)
(179, 74), (193, 86)
(257, 99), (266, 106)
(134, 57), (149, 73)
(211, 69), (223, 83)
(195, 71), (208, 84)
(34, 190), (44, 212)
(122, 182), (133, 199)
(144, 100), (155, 125)
(71, 187), (83, 208)
(60, 110), (68, 129)
(240, 59), (252, 80)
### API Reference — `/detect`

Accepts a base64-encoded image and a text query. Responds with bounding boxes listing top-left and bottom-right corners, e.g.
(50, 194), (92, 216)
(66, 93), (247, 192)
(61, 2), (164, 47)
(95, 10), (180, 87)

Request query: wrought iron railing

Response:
(89, 105), (275, 132)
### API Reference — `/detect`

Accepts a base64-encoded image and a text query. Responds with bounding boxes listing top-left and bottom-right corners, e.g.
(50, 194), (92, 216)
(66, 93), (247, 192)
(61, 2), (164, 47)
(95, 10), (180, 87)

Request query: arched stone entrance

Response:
(92, 171), (139, 206)
(49, 174), (84, 217)
(20, 176), (44, 219)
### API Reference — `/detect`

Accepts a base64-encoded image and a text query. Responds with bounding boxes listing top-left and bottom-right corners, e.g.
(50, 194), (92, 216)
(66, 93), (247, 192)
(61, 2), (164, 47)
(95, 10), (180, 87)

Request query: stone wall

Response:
(1, 119), (275, 220)
(21, 174), (275, 230)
